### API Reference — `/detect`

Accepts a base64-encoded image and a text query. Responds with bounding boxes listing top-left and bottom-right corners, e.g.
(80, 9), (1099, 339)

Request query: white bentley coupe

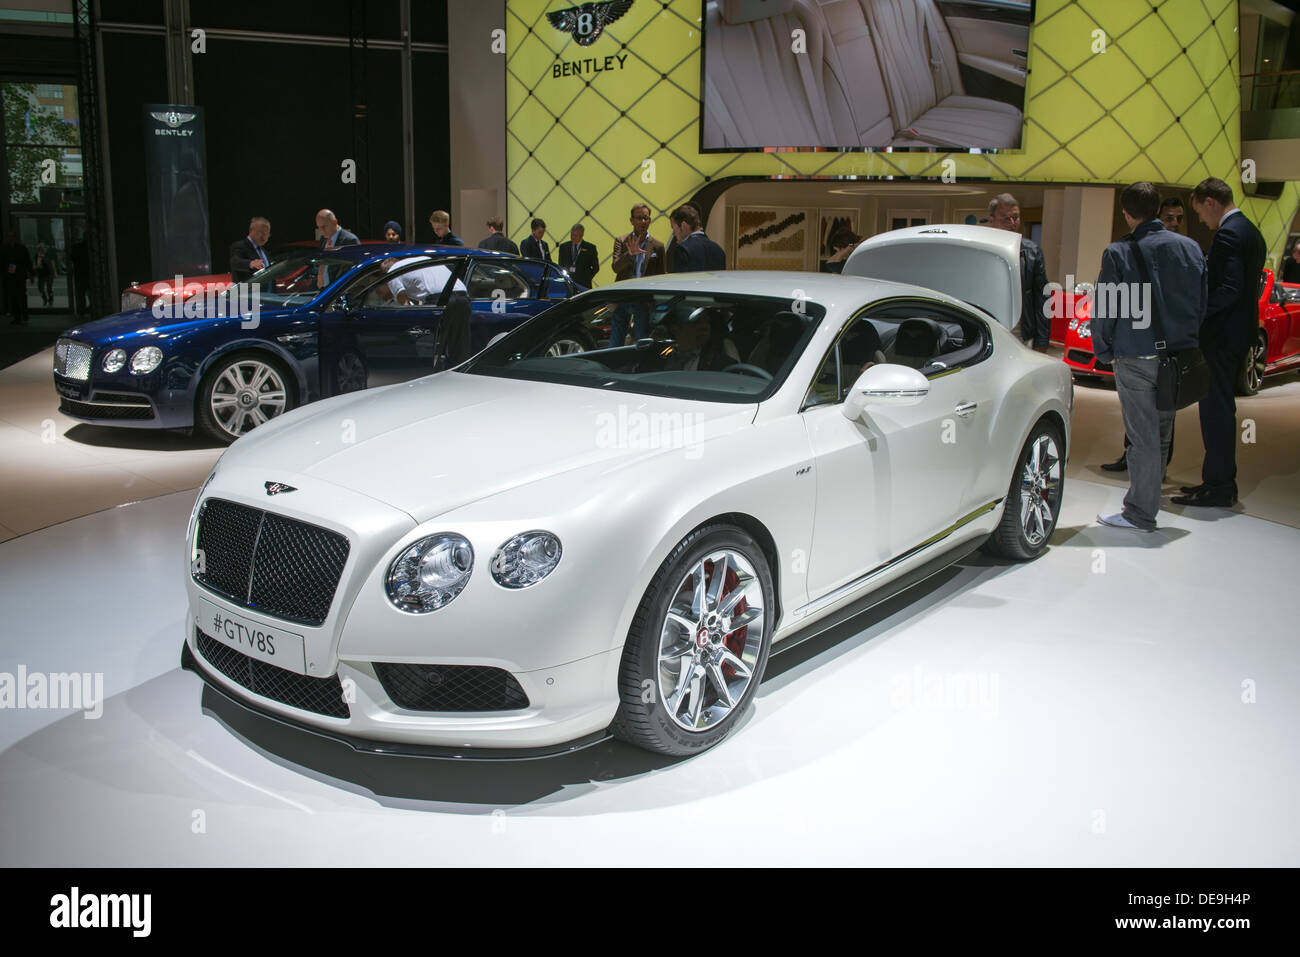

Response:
(181, 225), (1071, 757)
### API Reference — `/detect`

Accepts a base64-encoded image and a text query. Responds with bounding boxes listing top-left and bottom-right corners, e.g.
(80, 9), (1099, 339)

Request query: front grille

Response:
(374, 663), (530, 712)
(196, 627), (349, 718)
(54, 339), (93, 380)
(194, 498), (350, 626)
(59, 396), (155, 420)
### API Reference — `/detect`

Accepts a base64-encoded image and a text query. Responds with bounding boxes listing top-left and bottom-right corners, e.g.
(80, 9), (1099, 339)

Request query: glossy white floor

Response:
(0, 475), (1296, 866)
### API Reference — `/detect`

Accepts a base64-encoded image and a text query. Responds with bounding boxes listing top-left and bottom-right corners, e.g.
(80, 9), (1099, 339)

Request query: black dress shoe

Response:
(1101, 452), (1128, 472)
(1179, 483), (1206, 495)
(1171, 487), (1237, 507)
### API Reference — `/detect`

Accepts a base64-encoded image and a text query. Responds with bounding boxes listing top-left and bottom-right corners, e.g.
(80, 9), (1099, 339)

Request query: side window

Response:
(467, 261), (529, 301)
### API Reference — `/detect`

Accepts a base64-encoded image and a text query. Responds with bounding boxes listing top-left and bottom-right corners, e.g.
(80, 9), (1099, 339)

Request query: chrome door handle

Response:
(408, 327), (430, 336)
(955, 402), (978, 417)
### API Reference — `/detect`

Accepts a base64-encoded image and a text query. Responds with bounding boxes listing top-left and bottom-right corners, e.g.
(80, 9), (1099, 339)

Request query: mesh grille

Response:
(59, 398), (155, 420)
(374, 662), (530, 712)
(194, 498), (349, 626)
(196, 628), (349, 719)
(54, 339), (93, 380)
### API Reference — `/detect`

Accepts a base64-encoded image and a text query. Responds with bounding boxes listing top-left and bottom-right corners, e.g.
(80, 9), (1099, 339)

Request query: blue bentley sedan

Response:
(52, 244), (586, 443)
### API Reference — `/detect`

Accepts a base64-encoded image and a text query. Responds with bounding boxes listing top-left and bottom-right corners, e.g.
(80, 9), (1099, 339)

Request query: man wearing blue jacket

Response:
(1093, 182), (1206, 532)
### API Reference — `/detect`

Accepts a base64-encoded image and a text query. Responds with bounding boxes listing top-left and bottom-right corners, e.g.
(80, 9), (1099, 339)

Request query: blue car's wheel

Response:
(196, 352), (294, 444)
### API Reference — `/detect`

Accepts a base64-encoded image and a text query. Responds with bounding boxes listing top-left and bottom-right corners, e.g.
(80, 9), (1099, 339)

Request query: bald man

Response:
(314, 208), (359, 288)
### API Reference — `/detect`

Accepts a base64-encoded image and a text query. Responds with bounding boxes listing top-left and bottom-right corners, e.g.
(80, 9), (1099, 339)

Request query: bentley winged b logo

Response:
(264, 481), (297, 496)
(150, 110), (197, 129)
(546, 0), (633, 45)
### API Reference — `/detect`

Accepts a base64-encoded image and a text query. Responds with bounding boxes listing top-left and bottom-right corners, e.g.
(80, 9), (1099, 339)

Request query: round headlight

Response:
(386, 533), (474, 613)
(102, 348), (128, 373)
(490, 530), (562, 589)
(130, 346), (163, 374)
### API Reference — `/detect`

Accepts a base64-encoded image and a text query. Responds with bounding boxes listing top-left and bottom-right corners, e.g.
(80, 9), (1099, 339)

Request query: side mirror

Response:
(842, 364), (930, 421)
(335, 294), (353, 315)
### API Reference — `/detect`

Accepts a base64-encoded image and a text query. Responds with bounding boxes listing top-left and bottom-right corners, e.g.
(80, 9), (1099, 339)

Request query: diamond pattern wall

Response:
(506, 0), (1299, 276)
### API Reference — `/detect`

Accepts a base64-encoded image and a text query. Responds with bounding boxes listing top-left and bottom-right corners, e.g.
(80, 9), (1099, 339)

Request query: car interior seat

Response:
(702, 0), (860, 149)
(857, 0), (1023, 148)
(840, 318), (888, 369)
(746, 310), (806, 373)
(888, 317), (947, 369)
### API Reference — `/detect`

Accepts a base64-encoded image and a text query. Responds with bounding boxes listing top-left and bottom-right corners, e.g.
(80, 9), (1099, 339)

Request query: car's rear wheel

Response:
(196, 352), (294, 444)
(612, 524), (774, 756)
(982, 419), (1064, 561)
(1235, 332), (1266, 396)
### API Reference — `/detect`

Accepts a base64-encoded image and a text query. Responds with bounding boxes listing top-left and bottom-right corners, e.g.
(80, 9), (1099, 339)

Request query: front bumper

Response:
(1061, 338), (1113, 377)
(54, 371), (192, 429)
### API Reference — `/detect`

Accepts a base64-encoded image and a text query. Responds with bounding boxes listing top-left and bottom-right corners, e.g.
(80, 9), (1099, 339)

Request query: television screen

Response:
(700, 0), (1033, 152)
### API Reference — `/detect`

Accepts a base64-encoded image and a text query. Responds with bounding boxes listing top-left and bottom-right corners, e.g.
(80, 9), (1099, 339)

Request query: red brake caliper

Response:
(720, 567), (745, 680)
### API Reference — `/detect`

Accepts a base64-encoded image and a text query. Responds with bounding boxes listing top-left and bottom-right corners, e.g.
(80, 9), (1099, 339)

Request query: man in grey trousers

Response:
(1092, 182), (1206, 532)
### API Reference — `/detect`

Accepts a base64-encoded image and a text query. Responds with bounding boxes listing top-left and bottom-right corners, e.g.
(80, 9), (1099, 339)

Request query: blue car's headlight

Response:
(386, 533), (474, 613)
(130, 346), (163, 374)
(102, 348), (127, 373)
(490, 531), (562, 589)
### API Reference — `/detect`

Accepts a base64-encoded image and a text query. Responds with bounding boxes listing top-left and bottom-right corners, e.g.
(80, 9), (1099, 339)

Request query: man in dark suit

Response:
(229, 216), (272, 282)
(1173, 178), (1266, 508)
(314, 208), (359, 288)
(1281, 242), (1300, 284)
(479, 216), (519, 255)
(1, 230), (33, 325)
(520, 218), (551, 261)
(668, 204), (726, 272)
(558, 224), (599, 287)
(1092, 183), (1206, 532)
(989, 193), (1050, 351)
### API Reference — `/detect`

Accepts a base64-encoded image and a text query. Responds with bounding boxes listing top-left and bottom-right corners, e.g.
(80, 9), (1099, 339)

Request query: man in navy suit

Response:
(558, 223), (599, 287)
(520, 218), (551, 262)
(1174, 178), (1266, 508)
(668, 204), (726, 272)
(314, 208), (359, 288)
(229, 216), (272, 282)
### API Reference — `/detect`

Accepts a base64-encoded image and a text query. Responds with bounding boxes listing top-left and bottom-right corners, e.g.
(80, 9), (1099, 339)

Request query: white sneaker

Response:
(1097, 512), (1154, 532)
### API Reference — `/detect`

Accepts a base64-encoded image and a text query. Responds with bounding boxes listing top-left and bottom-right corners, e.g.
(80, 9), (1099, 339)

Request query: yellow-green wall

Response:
(506, 0), (1298, 272)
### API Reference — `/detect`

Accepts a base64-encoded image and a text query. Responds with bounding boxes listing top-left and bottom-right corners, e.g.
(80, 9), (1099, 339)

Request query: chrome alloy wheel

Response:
(1019, 433), (1062, 547)
(545, 338), (587, 357)
(1247, 338), (1266, 393)
(657, 550), (765, 732)
(209, 359), (287, 437)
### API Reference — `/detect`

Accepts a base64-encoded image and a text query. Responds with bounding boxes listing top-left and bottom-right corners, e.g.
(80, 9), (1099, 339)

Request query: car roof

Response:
(310, 242), (518, 263)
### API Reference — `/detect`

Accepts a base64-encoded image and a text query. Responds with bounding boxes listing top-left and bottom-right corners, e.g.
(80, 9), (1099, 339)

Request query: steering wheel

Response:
(721, 362), (774, 381)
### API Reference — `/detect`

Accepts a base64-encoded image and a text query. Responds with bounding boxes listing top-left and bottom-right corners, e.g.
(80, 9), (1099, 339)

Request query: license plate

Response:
(197, 598), (306, 674)
(55, 380), (83, 400)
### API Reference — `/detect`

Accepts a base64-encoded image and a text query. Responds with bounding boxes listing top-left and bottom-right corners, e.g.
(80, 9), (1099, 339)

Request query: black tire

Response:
(981, 418), (1065, 561)
(611, 523), (775, 757)
(1234, 332), (1266, 396)
(195, 351), (296, 445)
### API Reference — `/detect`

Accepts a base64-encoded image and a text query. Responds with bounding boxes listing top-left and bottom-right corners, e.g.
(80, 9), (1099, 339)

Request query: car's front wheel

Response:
(982, 419), (1064, 561)
(612, 524), (774, 756)
(195, 352), (294, 444)
(1235, 331), (1266, 396)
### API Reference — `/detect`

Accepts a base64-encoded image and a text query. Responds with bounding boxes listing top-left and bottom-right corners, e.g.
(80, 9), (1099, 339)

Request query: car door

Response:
(800, 305), (988, 600)
(317, 257), (443, 395)
(464, 259), (542, 352)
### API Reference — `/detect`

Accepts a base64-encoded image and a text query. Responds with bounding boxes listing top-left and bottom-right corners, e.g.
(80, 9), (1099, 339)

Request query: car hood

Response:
(226, 372), (757, 523)
(64, 307), (296, 346)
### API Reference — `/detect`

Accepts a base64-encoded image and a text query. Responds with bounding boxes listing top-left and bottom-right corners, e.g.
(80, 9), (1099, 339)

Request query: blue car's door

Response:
(465, 258), (572, 352)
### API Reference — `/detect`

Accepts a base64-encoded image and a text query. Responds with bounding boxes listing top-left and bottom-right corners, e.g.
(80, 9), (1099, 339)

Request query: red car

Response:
(1062, 268), (1300, 395)
(118, 240), (386, 312)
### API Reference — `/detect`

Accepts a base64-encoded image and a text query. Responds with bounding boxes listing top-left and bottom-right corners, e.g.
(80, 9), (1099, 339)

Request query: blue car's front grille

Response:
(194, 498), (350, 627)
(54, 339), (93, 381)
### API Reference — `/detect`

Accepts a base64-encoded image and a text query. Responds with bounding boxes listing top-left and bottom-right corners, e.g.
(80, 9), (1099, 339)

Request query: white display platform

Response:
(0, 480), (1296, 866)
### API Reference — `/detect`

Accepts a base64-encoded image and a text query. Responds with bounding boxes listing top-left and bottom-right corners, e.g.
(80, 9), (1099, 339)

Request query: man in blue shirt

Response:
(1093, 182), (1206, 532)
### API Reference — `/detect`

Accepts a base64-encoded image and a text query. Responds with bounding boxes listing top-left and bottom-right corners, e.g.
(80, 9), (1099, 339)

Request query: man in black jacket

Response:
(429, 210), (462, 246)
(1, 230), (33, 325)
(989, 195), (1050, 351)
(558, 224), (599, 287)
(1092, 183), (1206, 532)
(520, 218), (551, 262)
(314, 209), (358, 288)
(1172, 178), (1266, 507)
(479, 216), (519, 255)
(1281, 242), (1300, 284)
(668, 204), (725, 272)
(229, 216), (272, 282)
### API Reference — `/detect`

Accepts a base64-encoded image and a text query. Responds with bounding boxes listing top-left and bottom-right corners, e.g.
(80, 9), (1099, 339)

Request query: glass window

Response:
(466, 261), (530, 300)
(2, 82), (82, 207)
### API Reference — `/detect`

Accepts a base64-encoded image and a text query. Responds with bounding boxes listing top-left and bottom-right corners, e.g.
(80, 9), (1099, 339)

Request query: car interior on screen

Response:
(702, 0), (1030, 150)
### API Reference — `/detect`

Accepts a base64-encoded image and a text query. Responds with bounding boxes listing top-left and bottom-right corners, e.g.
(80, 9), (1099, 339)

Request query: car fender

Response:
(187, 335), (312, 410)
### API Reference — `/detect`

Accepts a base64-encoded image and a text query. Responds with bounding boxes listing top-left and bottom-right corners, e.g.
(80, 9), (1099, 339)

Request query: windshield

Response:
(245, 251), (357, 306)
(461, 289), (824, 402)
